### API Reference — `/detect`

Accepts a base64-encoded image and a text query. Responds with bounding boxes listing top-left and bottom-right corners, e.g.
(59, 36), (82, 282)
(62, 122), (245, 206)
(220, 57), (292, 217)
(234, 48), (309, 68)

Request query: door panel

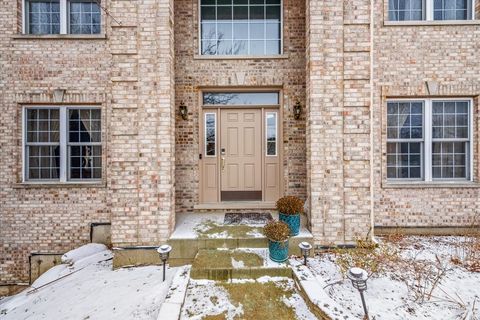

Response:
(201, 111), (219, 203)
(221, 109), (262, 201)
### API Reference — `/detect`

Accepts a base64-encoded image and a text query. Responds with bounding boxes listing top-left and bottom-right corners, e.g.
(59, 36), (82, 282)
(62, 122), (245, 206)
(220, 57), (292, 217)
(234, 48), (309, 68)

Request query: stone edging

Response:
(290, 260), (356, 320)
(157, 265), (191, 320)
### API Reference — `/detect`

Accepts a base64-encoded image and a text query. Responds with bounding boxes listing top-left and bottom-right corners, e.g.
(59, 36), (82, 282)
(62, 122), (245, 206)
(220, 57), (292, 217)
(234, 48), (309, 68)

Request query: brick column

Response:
(306, 0), (372, 245)
(108, 0), (175, 247)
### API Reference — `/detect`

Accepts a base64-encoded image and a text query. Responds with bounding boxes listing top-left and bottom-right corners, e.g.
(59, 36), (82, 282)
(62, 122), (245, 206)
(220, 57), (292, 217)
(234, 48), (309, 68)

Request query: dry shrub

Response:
(450, 215), (480, 273)
(275, 196), (304, 215)
(263, 220), (290, 242)
(332, 239), (400, 276)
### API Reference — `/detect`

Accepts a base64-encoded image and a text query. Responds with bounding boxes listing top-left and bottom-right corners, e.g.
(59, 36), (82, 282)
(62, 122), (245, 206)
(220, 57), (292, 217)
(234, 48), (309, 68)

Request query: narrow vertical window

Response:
(27, 0), (61, 34)
(68, 108), (102, 180)
(432, 101), (470, 179)
(69, 1), (101, 34)
(266, 112), (277, 156)
(386, 101), (424, 179)
(25, 108), (61, 180)
(205, 113), (216, 156)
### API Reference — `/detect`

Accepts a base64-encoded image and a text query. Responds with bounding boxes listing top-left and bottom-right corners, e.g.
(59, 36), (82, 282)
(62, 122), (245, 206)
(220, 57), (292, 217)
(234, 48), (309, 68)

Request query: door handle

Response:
(221, 156), (225, 171)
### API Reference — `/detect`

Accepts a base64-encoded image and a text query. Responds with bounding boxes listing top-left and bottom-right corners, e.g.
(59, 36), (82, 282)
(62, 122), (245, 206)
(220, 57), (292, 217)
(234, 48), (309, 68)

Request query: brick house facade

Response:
(1, 0), (479, 286)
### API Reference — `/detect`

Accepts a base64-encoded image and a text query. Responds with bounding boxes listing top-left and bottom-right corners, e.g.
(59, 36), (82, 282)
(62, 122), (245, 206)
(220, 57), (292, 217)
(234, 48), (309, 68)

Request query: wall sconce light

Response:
(294, 101), (302, 120)
(179, 102), (188, 120)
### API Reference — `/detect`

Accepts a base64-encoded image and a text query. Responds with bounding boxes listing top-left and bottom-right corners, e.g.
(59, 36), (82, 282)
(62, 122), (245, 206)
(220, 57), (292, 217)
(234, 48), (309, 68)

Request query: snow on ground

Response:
(304, 236), (480, 320)
(0, 244), (179, 320)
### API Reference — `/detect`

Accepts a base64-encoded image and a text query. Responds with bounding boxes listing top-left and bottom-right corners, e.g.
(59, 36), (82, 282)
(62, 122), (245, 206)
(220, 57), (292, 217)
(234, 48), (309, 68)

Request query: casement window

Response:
(387, 99), (473, 182)
(388, 0), (475, 21)
(199, 0), (282, 56)
(24, 0), (101, 34)
(24, 107), (102, 182)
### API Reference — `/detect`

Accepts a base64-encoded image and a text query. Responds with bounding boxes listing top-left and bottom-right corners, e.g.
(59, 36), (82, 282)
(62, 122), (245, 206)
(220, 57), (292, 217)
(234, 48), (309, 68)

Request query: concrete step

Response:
(190, 248), (292, 280)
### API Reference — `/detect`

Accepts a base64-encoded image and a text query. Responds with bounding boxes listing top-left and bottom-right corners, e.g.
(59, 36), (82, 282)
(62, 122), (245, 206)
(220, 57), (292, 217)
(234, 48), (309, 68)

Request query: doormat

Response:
(224, 212), (273, 225)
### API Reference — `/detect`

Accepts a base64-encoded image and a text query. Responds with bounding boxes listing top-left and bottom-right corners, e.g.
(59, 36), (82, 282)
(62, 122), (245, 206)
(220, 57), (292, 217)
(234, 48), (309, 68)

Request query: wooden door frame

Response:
(198, 88), (284, 204)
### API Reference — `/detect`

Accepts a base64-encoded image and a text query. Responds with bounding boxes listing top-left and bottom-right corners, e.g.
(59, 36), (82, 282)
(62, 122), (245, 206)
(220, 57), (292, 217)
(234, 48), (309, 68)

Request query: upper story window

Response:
(200, 0), (282, 56)
(388, 0), (475, 21)
(386, 99), (472, 182)
(24, 0), (101, 35)
(24, 106), (102, 182)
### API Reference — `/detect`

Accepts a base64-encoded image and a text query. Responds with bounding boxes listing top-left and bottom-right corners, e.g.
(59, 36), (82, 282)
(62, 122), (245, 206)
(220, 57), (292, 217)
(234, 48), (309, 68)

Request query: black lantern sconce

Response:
(294, 101), (302, 120)
(179, 102), (188, 120)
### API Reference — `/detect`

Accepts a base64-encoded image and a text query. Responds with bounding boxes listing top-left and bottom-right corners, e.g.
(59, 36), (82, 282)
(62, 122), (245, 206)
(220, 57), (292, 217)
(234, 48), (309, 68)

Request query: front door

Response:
(220, 109), (262, 201)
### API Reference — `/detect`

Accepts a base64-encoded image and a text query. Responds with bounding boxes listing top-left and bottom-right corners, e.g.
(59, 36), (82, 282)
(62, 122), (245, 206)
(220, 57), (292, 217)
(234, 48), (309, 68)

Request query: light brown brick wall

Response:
(174, 0), (307, 213)
(373, 0), (480, 228)
(0, 0), (176, 284)
(306, 0), (373, 245)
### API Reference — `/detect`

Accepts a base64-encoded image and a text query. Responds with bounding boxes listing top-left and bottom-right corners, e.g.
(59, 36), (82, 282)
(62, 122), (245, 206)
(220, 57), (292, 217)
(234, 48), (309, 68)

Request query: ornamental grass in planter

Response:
(263, 220), (290, 263)
(276, 196), (304, 236)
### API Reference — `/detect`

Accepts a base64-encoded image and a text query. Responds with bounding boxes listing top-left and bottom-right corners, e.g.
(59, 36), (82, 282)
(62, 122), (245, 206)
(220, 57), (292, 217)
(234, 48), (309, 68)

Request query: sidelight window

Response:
(266, 112), (277, 156)
(205, 113), (217, 156)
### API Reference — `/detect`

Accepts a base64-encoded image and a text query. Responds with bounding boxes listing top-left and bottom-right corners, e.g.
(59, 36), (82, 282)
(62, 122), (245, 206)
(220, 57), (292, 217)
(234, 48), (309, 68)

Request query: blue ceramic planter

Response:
(279, 213), (300, 236)
(268, 239), (289, 263)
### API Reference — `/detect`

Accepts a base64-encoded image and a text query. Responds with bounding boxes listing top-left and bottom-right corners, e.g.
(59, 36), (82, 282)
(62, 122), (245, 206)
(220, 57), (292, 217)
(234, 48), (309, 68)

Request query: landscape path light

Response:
(347, 267), (369, 320)
(298, 241), (312, 266)
(157, 244), (172, 282)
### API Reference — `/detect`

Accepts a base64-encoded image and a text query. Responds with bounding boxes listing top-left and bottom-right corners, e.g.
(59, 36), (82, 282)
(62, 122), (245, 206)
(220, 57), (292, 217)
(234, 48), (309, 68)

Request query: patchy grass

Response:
(192, 250), (264, 270)
(219, 281), (297, 320)
(194, 221), (263, 239)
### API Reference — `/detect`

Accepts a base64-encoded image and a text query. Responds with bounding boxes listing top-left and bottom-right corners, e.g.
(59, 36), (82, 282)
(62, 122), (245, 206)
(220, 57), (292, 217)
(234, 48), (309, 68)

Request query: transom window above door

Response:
(200, 0), (282, 56)
(388, 0), (475, 21)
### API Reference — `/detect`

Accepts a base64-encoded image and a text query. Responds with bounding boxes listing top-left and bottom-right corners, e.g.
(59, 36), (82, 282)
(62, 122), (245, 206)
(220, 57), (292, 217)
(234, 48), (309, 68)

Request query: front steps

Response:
(190, 248), (291, 280)
(113, 212), (314, 269)
(168, 212), (313, 267)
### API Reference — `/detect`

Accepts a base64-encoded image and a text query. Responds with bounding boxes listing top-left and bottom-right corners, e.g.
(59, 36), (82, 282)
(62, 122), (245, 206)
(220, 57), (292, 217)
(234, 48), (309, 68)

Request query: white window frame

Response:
(22, 106), (102, 183)
(388, 0), (476, 21)
(204, 112), (217, 157)
(386, 98), (474, 183)
(197, 0), (284, 56)
(265, 111), (277, 157)
(22, 0), (101, 34)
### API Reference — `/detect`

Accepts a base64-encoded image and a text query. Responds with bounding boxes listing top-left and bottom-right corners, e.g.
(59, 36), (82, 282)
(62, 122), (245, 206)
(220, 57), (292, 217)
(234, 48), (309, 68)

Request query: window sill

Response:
(13, 181), (106, 189)
(384, 20), (480, 27)
(193, 54), (289, 60)
(12, 34), (107, 40)
(383, 181), (480, 188)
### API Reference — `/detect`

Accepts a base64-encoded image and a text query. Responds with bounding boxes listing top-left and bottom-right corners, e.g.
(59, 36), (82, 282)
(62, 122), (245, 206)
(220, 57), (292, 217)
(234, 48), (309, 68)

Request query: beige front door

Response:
(220, 109), (262, 201)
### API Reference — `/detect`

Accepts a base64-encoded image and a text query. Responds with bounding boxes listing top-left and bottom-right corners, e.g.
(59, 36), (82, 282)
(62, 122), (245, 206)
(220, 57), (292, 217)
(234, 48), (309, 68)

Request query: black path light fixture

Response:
(179, 101), (188, 120)
(157, 244), (172, 282)
(293, 100), (302, 120)
(347, 267), (369, 320)
(298, 241), (313, 266)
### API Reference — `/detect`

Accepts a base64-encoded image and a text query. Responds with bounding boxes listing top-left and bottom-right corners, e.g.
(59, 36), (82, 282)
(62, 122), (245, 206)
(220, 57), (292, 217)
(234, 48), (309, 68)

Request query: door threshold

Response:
(194, 201), (276, 210)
